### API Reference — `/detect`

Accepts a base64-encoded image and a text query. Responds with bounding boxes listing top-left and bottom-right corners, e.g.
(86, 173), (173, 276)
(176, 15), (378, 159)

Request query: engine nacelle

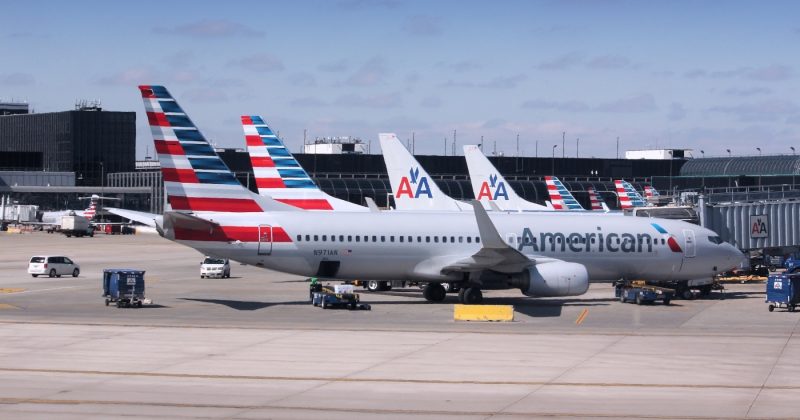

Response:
(518, 262), (589, 297)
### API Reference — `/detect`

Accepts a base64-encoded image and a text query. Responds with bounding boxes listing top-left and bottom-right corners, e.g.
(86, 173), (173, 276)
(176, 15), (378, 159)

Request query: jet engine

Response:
(511, 261), (589, 297)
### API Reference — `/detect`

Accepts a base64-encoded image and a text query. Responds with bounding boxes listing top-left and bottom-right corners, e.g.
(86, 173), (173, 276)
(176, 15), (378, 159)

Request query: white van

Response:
(200, 257), (230, 278)
(28, 256), (80, 278)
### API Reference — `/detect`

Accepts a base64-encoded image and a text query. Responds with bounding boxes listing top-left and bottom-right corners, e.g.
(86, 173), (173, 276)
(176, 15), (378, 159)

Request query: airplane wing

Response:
(105, 208), (161, 228)
(441, 201), (537, 274)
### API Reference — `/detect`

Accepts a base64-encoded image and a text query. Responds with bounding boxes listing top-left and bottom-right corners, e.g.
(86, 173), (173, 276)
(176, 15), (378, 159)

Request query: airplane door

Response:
(683, 229), (696, 258)
(258, 225), (272, 255)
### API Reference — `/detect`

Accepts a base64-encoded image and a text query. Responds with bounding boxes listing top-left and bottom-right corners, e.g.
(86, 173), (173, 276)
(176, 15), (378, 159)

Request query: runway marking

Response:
(0, 397), (793, 420)
(5, 286), (87, 295)
(0, 288), (25, 294)
(0, 304), (19, 310)
(575, 308), (589, 325)
(1, 367), (798, 391)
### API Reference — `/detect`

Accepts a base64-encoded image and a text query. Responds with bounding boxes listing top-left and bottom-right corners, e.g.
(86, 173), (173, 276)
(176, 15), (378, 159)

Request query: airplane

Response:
(645, 185), (660, 199)
(241, 115), (367, 211)
(463, 144), (550, 211)
(140, 84), (744, 304)
(587, 187), (607, 211)
(615, 179), (649, 209)
(379, 133), (471, 211)
(38, 194), (120, 224)
(544, 176), (586, 211)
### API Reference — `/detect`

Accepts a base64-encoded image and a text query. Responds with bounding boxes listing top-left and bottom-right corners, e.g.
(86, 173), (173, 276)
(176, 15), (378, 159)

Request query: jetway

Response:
(699, 195), (800, 251)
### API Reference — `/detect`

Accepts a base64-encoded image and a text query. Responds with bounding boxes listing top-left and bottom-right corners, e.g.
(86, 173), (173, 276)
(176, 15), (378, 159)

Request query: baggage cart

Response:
(766, 273), (800, 312)
(103, 269), (148, 308)
(615, 280), (674, 305)
(309, 282), (370, 310)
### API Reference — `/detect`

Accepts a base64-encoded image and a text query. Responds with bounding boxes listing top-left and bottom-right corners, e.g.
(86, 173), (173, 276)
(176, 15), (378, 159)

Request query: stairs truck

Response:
(59, 214), (94, 238)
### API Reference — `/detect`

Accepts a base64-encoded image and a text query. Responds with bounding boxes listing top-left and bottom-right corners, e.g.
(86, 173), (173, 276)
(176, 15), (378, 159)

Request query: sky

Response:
(1, 0), (799, 160)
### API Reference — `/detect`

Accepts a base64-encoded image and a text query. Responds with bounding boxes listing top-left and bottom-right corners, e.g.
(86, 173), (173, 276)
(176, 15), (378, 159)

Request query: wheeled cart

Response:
(615, 280), (674, 305)
(310, 283), (370, 310)
(766, 273), (800, 312)
(103, 269), (149, 308)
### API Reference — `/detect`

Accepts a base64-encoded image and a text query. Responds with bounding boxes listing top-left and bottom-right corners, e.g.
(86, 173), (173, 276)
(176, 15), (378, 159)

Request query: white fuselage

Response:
(165, 210), (742, 285)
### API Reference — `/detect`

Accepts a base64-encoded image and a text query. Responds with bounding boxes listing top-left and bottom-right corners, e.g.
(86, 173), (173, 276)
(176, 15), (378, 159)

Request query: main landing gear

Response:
(422, 283), (484, 304)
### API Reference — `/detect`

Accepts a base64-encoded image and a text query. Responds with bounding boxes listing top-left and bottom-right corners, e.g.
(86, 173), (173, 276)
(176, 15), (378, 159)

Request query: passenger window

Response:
(339, 235), (344, 242)
(296, 235), (302, 241)
(348, 235), (352, 242)
(305, 235), (310, 242)
(356, 236), (360, 242)
(450, 236), (455, 243)
(459, 236), (463, 243)
(417, 236), (422, 242)
(381, 236), (386, 242)
(372, 235), (377, 242)
(476, 237), (481, 243)
(399, 236), (404, 243)
(426, 236), (431, 243)
(363, 235), (369, 242)
(467, 237), (472, 243)
(322, 235), (327, 241)
(408, 236), (412, 242)
(390, 236), (395, 242)
(314, 235), (318, 242)
(331, 235), (336, 242)
(434, 236), (439, 243)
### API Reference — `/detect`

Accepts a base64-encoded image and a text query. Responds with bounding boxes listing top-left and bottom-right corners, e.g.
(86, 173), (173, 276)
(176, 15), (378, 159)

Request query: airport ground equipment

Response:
(103, 269), (148, 308)
(310, 283), (370, 310)
(766, 273), (800, 312)
(59, 215), (94, 237)
(615, 280), (674, 305)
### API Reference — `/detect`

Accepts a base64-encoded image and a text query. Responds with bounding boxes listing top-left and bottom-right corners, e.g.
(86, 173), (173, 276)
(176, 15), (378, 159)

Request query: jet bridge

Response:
(698, 195), (800, 252)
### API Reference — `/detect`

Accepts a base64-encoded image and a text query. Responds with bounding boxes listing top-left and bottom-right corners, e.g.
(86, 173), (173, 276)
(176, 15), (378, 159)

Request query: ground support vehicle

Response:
(59, 215), (94, 238)
(766, 273), (800, 312)
(310, 283), (370, 310)
(103, 269), (149, 308)
(615, 280), (674, 305)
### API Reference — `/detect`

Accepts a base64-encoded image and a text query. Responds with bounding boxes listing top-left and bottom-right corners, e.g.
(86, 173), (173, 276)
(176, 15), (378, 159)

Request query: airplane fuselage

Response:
(165, 210), (741, 285)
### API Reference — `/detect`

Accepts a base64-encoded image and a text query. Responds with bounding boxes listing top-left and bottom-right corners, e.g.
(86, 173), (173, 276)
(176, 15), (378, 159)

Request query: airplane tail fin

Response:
(644, 185), (660, 198)
(587, 187), (604, 211)
(241, 115), (364, 211)
(83, 199), (97, 220)
(139, 85), (293, 213)
(463, 145), (548, 211)
(544, 176), (584, 211)
(615, 179), (647, 209)
(379, 133), (467, 211)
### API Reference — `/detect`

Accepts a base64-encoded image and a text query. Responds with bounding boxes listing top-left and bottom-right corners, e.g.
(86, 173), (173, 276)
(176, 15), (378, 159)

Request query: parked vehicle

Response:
(766, 273), (800, 312)
(103, 269), (148, 308)
(615, 280), (674, 305)
(59, 215), (94, 238)
(28, 256), (80, 278)
(200, 257), (230, 278)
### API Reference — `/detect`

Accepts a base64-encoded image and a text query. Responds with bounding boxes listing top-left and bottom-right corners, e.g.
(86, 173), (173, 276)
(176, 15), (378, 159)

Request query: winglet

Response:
(364, 197), (381, 212)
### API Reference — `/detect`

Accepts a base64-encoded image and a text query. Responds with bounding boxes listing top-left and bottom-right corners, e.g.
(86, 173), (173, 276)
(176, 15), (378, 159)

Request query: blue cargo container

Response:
(103, 269), (146, 308)
(766, 273), (800, 312)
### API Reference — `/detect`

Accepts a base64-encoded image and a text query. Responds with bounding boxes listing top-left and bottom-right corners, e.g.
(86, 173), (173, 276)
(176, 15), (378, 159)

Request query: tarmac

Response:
(0, 231), (798, 419)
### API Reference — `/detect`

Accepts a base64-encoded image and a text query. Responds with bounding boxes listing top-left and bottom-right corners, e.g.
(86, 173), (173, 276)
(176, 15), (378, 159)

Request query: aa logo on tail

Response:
(476, 173), (509, 200)
(396, 167), (433, 198)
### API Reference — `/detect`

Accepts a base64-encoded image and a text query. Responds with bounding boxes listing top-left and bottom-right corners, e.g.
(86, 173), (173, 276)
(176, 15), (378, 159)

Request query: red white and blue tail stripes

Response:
(241, 115), (365, 211)
(644, 185), (660, 198)
(545, 176), (584, 211)
(615, 180), (647, 209)
(140, 85), (263, 212)
(587, 187), (604, 211)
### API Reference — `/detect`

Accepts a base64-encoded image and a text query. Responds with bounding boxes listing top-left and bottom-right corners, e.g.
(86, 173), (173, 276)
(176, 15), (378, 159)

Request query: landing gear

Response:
(458, 287), (483, 304)
(423, 283), (447, 302)
(366, 281), (391, 292)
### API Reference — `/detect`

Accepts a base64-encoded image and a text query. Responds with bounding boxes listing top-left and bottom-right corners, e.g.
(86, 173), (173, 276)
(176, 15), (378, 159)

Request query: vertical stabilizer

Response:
(544, 176), (585, 211)
(463, 145), (548, 211)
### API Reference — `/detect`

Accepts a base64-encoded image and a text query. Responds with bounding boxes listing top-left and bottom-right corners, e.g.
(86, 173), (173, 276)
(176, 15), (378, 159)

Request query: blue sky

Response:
(1, 0), (798, 159)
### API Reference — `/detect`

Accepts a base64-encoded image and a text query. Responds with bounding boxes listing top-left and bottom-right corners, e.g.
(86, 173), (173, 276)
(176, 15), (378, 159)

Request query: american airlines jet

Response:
(616, 179), (649, 209)
(241, 115), (366, 211)
(141, 85), (743, 304)
(379, 133), (470, 211)
(463, 145), (549, 211)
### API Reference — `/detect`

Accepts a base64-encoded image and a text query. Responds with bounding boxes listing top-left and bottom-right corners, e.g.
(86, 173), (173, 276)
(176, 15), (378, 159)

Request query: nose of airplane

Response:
(720, 243), (745, 272)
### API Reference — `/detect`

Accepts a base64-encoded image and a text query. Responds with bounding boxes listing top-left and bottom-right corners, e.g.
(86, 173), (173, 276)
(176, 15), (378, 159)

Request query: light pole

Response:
(756, 147), (762, 156)
(791, 146), (796, 155)
(700, 150), (705, 158)
(552, 145), (558, 175)
(726, 149), (731, 157)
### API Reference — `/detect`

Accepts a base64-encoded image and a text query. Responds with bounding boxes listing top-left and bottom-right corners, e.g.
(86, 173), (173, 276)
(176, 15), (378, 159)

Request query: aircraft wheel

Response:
(681, 289), (694, 300)
(366, 281), (381, 292)
(422, 283), (446, 302)
(462, 287), (483, 304)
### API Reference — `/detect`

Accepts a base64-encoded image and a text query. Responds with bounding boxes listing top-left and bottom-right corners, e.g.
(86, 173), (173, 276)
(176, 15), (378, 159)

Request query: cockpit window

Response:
(708, 236), (723, 245)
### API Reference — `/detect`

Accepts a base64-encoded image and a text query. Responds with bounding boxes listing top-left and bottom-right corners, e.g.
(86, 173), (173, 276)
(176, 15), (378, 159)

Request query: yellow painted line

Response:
(0, 303), (20, 310)
(454, 304), (514, 322)
(0, 288), (26, 294)
(575, 308), (589, 325)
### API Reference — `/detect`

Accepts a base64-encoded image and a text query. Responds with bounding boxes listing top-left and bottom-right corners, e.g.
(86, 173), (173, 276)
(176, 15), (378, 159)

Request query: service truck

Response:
(60, 215), (94, 237)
